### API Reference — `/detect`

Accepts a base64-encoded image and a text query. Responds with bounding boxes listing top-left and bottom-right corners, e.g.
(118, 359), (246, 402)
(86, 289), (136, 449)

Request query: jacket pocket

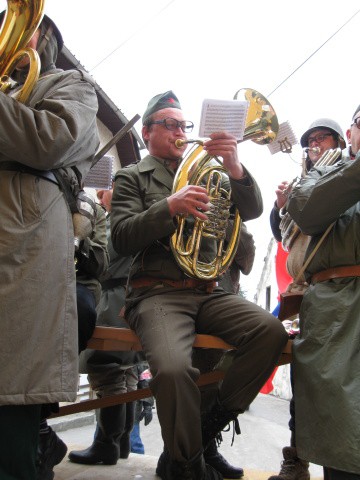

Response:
(19, 174), (42, 225)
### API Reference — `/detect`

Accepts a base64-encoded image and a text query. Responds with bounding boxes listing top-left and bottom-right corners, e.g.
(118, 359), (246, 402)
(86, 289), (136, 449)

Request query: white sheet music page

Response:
(267, 121), (298, 155)
(84, 154), (114, 189)
(199, 99), (249, 140)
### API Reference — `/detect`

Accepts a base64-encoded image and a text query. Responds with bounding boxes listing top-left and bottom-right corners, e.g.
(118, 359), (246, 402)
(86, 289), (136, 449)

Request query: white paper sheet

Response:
(198, 98), (249, 140)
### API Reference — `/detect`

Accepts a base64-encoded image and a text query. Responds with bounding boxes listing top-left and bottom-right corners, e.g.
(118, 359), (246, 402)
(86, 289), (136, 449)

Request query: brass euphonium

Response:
(170, 88), (279, 280)
(0, 0), (45, 103)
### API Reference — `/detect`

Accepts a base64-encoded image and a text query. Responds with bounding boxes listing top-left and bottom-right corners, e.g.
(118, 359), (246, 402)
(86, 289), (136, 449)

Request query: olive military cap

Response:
(142, 90), (181, 123)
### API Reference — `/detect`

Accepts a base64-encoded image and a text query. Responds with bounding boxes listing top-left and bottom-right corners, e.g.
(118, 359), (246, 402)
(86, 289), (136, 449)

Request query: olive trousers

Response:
(127, 287), (288, 462)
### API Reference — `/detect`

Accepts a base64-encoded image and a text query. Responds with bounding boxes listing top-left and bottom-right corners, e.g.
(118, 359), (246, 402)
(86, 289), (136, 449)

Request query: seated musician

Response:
(110, 90), (288, 479)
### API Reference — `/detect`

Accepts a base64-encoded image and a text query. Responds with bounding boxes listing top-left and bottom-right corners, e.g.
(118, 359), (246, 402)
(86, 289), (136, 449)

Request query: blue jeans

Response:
(130, 422), (144, 454)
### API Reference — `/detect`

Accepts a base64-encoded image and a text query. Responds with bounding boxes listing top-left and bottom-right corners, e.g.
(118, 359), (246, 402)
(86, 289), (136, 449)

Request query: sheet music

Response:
(199, 99), (249, 140)
(84, 154), (114, 189)
(267, 121), (298, 155)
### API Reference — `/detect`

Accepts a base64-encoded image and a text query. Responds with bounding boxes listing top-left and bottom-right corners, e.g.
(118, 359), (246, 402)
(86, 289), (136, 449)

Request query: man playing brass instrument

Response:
(285, 105), (360, 480)
(268, 119), (346, 480)
(0, 10), (99, 480)
(111, 90), (288, 479)
(270, 118), (346, 245)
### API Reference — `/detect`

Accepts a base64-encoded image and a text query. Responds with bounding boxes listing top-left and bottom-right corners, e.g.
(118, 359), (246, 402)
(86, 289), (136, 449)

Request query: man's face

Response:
(16, 28), (41, 69)
(307, 128), (338, 165)
(96, 188), (113, 213)
(142, 107), (188, 162)
(346, 115), (360, 156)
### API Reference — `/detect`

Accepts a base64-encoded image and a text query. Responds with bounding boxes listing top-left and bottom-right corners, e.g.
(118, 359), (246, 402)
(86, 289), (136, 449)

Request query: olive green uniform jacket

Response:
(287, 152), (360, 473)
(0, 48), (99, 405)
(111, 154), (262, 305)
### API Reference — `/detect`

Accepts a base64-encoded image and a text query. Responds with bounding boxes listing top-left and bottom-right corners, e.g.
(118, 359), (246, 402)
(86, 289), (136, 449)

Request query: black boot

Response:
(36, 426), (67, 480)
(157, 450), (223, 480)
(202, 402), (239, 449)
(119, 401), (136, 459)
(204, 439), (243, 479)
(68, 404), (126, 465)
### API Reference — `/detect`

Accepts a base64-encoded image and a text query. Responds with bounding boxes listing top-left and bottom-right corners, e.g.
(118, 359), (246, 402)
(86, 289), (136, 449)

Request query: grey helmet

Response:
(300, 118), (346, 149)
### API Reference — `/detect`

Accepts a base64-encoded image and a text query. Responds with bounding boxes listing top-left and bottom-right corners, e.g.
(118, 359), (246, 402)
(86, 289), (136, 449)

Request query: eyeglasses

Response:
(307, 133), (333, 145)
(147, 117), (194, 133)
(351, 117), (360, 129)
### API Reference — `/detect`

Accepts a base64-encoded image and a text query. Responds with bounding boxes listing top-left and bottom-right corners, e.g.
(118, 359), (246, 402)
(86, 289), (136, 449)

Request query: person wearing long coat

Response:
(0, 13), (99, 479)
(287, 115), (360, 477)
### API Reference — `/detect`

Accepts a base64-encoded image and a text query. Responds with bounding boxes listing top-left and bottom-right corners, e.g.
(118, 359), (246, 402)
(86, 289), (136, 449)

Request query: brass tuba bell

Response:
(170, 88), (278, 280)
(233, 88), (279, 144)
(0, 0), (45, 103)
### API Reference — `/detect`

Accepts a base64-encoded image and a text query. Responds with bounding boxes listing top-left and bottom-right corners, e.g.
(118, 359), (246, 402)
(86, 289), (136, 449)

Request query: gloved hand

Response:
(138, 401), (153, 426)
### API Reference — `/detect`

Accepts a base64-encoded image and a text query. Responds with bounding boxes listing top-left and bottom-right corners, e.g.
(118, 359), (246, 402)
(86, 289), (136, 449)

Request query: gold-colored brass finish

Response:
(280, 147), (342, 252)
(171, 88), (279, 279)
(0, 0), (45, 103)
(233, 88), (279, 145)
(170, 142), (242, 280)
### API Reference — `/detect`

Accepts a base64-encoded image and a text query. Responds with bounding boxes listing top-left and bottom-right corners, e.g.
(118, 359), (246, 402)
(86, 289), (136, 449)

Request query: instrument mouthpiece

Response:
(175, 139), (186, 148)
(305, 147), (321, 154)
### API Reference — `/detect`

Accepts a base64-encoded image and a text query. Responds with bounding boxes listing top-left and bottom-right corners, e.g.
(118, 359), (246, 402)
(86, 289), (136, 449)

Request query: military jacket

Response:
(111, 154), (262, 305)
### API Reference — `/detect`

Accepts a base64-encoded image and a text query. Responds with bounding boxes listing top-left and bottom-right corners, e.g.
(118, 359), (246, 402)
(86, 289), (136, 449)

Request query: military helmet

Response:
(300, 118), (345, 148)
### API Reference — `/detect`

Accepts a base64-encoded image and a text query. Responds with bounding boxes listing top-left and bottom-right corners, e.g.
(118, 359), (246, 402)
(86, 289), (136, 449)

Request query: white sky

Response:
(6, 0), (360, 298)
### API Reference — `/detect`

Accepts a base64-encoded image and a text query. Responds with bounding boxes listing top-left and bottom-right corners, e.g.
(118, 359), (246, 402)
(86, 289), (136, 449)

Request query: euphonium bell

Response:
(170, 88), (279, 280)
(0, 0), (45, 103)
(233, 88), (279, 144)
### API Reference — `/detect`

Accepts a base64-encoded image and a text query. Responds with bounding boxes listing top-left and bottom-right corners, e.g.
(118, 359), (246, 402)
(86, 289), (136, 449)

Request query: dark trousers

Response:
(0, 404), (41, 480)
(324, 467), (360, 480)
(127, 288), (288, 462)
(77, 282), (97, 354)
(288, 363), (295, 435)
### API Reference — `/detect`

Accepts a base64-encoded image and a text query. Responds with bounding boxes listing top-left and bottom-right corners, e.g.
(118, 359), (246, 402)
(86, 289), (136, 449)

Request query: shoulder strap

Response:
(52, 169), (78, 213)
(293, 222), (335, 285)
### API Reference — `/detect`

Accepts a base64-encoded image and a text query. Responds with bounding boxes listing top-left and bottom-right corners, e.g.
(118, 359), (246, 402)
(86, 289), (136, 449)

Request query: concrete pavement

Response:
(51, 393), (323, 479)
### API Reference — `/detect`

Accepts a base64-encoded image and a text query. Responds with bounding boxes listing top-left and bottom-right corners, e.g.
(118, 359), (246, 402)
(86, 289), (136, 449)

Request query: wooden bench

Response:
(53, 327), (292, 418)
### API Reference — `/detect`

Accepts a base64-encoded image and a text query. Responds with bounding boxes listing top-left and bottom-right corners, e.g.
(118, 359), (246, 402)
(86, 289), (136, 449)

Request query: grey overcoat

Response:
(0, 47), (99, 405)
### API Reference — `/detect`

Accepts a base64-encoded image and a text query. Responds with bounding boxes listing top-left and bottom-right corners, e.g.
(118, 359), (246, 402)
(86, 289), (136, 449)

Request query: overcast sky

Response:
(10, 0), (360, 297)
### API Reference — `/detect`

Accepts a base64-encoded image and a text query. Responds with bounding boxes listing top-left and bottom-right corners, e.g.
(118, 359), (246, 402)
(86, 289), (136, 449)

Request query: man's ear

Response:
(346, 128), (351, 143)
(142, 124), (150, 142)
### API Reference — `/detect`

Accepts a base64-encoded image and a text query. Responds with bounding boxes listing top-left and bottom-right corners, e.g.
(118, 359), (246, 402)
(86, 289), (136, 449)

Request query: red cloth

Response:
(275, 241), (293, 297)
(260, 368), (277, 394)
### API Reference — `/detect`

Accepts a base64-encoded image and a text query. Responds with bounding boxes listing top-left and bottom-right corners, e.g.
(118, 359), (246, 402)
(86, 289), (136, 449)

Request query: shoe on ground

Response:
(68, 441), (119, 465)
(204, 440), (243, 479)
(267, 446), (310, 480)
(36, 427), (67, 480)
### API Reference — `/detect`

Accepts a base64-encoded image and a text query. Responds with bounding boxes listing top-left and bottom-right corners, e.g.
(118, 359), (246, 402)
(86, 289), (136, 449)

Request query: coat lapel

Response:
(138, 155), (174, 190)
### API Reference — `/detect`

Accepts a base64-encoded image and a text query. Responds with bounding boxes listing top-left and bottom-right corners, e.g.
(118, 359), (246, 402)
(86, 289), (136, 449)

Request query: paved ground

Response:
(51, 393), (323, 479)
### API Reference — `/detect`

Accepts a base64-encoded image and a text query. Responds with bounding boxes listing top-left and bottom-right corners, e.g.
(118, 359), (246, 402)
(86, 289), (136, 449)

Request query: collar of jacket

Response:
(138, 154), (175, 189)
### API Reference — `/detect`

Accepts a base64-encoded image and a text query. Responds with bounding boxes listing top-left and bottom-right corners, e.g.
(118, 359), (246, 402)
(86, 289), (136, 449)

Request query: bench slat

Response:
(54, 327), (292, 418)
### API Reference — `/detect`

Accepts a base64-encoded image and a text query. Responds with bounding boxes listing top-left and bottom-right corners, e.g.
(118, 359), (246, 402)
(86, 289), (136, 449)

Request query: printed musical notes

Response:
(199, 98), (249, 140)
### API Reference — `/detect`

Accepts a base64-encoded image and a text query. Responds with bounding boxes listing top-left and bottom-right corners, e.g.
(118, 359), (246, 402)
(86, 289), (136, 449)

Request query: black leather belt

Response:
(0, 161), (59, 185)
(101, 278), (128, 290)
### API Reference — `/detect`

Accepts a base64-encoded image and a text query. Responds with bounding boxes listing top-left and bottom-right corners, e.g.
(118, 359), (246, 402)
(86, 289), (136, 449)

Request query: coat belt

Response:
(311, 265), (360, 284)
(129, 277), (218, 293)
(0, 161), (59, 185)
